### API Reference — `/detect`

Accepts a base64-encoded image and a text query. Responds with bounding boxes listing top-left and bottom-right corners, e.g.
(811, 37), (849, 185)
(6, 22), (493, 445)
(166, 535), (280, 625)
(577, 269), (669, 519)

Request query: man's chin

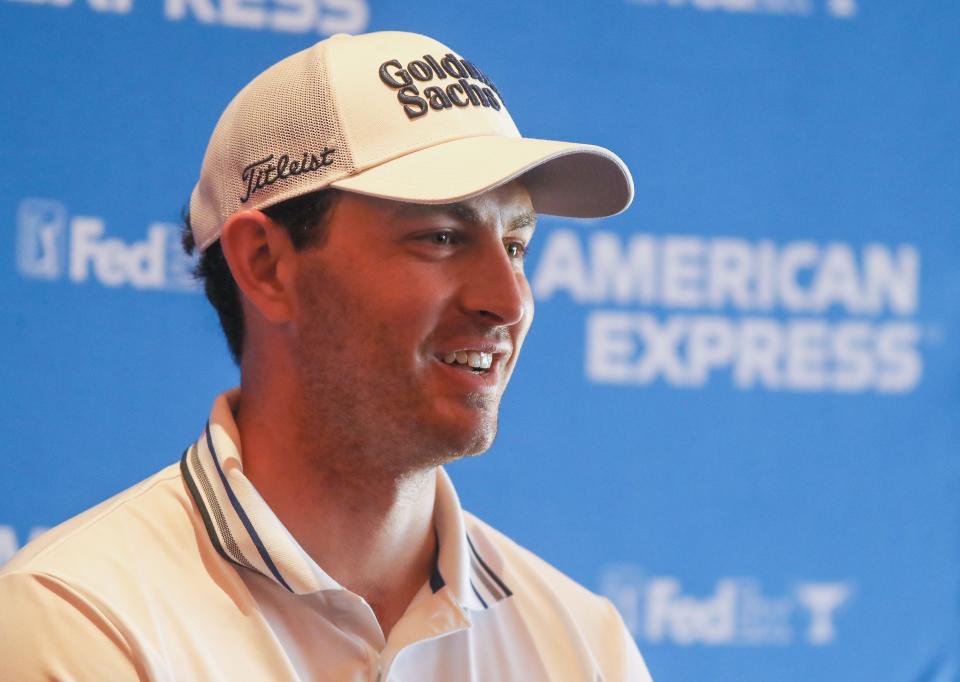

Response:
(433, 412), (499, 461)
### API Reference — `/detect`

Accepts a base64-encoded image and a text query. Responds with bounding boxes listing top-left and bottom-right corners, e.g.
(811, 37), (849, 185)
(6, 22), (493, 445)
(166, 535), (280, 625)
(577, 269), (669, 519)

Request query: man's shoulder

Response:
(1, 462), (191, 582)
(0, 461), (220, 678)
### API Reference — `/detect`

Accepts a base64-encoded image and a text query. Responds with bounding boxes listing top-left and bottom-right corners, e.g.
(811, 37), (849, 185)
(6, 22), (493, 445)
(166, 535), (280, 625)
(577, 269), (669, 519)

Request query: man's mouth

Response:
(440, 350), (494, 373)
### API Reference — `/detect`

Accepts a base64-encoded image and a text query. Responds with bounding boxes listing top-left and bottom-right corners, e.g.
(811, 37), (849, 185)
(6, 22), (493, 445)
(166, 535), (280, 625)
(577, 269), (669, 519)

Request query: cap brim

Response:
(330, 136), (634, 218)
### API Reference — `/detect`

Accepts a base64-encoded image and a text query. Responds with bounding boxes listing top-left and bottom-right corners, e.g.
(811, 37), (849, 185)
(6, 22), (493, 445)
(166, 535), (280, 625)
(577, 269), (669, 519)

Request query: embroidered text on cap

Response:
(240, 149), (337, 203)
(378, 53), (504, 119)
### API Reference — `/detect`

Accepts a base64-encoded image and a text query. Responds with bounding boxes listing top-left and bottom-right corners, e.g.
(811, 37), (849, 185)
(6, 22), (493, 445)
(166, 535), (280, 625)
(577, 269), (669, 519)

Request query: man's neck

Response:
(233, 379), (439, 640)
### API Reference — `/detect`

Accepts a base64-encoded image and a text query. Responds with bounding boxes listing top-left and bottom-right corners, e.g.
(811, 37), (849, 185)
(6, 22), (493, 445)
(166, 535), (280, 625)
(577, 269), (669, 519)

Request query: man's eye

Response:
(505, 241), (528, 259)
(427, 231), (456, 246)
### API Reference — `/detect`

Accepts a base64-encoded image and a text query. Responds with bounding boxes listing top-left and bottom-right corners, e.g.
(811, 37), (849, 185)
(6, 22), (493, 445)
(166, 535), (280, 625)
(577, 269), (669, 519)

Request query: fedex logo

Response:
(15, 198), (197, 292)
(600, 564), (853, 646)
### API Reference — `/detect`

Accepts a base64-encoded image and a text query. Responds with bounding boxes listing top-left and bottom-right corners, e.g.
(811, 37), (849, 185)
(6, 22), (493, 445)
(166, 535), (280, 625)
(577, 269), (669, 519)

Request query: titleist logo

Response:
(240, 149), (336, 203)
(378, 53), (504, 120)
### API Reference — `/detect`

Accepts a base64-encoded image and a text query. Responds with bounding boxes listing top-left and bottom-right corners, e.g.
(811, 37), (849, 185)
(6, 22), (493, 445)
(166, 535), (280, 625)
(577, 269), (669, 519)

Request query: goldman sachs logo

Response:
(378, 53), (504, 119)
(532, 228), (927, 394)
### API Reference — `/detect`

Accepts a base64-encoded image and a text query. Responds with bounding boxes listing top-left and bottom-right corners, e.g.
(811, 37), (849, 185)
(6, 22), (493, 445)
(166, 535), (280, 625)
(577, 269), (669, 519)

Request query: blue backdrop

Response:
(2, 1), (958, 680)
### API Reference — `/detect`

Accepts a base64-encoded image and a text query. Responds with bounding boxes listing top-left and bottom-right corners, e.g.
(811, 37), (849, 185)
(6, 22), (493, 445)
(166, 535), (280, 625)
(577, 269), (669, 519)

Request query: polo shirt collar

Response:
(432, 459), (513, 611)
(181, 389), (513, 612)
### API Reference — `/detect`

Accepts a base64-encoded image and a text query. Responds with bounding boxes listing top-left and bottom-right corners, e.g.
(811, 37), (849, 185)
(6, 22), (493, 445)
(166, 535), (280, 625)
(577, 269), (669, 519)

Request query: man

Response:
(0, 31), (651, 681)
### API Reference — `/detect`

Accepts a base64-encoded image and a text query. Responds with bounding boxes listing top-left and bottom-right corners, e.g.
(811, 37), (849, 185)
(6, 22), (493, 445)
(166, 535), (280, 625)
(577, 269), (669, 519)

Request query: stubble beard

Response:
(291, 267), (502, 484)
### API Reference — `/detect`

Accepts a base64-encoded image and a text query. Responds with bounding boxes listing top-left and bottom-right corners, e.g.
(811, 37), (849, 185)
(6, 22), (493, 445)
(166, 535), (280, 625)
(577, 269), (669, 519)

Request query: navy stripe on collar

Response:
(181, 444), (257, 573)
(429, 563), (445, 593)
(429, 533), (445, 593)
(203, 424), (293, 592)
(181, 432), (294, 591)
(470, 581), (489, 609)
(467, 532), (512, 600)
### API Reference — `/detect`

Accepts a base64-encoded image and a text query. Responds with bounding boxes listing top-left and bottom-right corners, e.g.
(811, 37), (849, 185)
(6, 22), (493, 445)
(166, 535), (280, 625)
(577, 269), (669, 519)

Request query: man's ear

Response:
(219, 210), (297, 324)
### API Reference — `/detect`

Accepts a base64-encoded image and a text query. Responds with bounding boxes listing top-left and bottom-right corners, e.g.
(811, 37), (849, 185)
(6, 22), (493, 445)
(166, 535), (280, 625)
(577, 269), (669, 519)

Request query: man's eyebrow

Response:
(391, 202), (536, 232)
(391, 201), (481, 224)
(439, 205), (537, 234)
(507, 211), (537, 234)
(448, 202), (482, 225)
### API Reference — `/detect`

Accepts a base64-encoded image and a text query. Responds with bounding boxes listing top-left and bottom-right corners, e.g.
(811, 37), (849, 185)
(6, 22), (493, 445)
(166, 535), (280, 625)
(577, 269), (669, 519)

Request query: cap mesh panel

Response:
(191, 41), (356, 251)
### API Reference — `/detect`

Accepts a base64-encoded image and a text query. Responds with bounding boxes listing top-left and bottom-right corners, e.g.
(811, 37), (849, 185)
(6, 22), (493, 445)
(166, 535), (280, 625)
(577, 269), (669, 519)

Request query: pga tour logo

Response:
(15, 198), (197, 292)
(600, 564), (852, 646)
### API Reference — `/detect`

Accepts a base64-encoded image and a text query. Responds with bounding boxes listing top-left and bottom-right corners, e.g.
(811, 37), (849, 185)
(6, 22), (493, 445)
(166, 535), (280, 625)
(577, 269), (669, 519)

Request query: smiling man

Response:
(0, 31), (651, 681)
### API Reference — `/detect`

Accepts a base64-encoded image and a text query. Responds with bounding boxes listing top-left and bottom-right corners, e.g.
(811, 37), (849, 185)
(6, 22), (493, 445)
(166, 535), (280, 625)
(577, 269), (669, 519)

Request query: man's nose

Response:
(458, 244), (529, 327)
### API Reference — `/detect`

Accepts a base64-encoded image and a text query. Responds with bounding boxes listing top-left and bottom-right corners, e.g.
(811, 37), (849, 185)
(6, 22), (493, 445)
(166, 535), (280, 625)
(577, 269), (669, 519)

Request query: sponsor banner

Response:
(16, 198), (198, 293)
(532, 227), (928, 393)
(3, 0), (370, 34)
(2, 1), (958, 680)
(600, 564), (853, 647)
(625, 0), (857, 19)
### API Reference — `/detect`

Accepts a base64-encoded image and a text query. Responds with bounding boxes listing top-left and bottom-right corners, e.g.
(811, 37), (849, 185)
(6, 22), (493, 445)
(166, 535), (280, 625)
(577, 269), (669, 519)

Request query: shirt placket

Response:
(377, 588), (474, 682)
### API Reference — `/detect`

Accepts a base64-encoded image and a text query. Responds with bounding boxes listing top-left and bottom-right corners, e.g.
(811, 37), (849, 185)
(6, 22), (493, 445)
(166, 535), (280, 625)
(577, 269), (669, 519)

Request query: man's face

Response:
(287, 181), (535, 475)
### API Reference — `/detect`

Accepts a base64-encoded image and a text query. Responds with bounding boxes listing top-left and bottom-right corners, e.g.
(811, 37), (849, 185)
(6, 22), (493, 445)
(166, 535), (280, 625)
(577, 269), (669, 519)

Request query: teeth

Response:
(442, 350), (493, 370)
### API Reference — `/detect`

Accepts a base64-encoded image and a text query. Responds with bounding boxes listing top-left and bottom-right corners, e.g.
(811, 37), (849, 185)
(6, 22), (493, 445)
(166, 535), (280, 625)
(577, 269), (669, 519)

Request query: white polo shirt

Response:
(0, 391), (652, 681)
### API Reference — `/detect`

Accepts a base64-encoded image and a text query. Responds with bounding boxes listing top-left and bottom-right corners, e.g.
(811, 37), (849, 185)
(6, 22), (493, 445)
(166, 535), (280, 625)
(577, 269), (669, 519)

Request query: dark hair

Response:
(181, 189), (340, 365)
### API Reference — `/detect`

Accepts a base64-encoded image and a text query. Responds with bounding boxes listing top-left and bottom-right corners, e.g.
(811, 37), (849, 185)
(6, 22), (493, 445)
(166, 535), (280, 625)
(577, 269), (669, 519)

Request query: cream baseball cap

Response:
(190, 30), (634, 252)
